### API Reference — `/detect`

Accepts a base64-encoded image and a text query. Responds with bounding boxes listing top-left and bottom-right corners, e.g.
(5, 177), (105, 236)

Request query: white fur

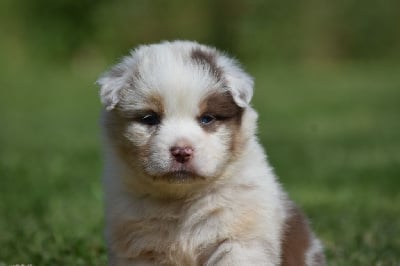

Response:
(98, 40), (324, 265)
(306, 238), (325, 266)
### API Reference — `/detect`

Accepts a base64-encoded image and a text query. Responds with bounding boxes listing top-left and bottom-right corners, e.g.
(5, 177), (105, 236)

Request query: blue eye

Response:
(199, 114), (216, 125)
(141, 113), (161, 126)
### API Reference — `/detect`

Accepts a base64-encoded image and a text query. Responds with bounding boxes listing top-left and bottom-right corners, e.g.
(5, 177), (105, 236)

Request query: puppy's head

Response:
(98, 41), (257, 194)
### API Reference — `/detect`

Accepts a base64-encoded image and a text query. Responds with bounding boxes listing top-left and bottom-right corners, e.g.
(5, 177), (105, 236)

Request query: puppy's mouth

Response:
(153, 170), (206, 184)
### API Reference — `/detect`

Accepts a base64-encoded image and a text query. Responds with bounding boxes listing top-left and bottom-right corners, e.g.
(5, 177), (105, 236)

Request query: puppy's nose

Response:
(170, 146), (193, 164)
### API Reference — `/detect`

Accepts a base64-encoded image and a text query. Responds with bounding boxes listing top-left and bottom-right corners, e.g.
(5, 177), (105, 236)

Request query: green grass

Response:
(0, 60), (399, 265)
(251, 63), (400, 265)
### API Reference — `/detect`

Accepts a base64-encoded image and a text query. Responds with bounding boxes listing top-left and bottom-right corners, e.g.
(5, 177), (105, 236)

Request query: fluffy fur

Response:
(97, 40), (326, 265)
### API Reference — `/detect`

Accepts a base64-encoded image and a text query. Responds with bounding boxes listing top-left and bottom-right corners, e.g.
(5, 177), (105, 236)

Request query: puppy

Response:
(97, 40), (326, 265)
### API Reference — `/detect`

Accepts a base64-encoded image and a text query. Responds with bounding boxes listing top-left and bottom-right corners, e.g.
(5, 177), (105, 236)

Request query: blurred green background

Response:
(0, 0), (399, 265)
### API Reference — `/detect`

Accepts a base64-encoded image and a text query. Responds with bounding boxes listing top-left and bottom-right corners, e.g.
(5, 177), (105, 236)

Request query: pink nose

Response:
(170, 146), (194, 163)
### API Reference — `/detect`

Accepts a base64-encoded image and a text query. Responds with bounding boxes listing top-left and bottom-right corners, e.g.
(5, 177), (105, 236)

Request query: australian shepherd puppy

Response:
(97, 40), (325, 265)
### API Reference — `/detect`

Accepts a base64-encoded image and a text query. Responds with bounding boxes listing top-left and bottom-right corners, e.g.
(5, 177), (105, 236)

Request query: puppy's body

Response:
(98, 41), (325, 265)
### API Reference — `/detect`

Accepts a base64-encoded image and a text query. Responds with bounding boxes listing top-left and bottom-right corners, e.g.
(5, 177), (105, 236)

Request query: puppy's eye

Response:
(199, 114), (216, 125)
(140, 113), (161, 126)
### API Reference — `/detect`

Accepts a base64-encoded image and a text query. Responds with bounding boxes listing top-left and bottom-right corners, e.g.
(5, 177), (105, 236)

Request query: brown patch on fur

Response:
(103, 90), (165, 173)
(145, 93), (164, 116)
(207, 207), (224, 217)
(102, 109), (152, 179)
(190, 48), (223, 81)
(117, 91), (164, 119)
(281, 203), (312, 266)
(199, 91), (243, 132)
(199, 91), (245, 156)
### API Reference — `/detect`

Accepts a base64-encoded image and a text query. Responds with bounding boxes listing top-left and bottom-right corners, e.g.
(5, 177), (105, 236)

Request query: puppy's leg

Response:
(204, 240), (278, 266)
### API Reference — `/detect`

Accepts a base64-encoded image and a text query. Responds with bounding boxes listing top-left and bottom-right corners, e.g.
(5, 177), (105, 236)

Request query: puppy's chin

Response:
(125, 167), (213, 199)
(152, 170), (206, 184)
(147, 163), (210, 185)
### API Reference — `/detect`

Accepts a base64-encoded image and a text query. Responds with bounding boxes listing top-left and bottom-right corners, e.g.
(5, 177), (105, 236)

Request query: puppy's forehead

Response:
(123, 45), (226, 114)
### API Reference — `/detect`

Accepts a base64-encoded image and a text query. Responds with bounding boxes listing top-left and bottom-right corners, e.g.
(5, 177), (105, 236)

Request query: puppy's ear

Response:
(225, 68), (254, 108)
(96, 56), (136, 111)
(218, 56), (254, 108)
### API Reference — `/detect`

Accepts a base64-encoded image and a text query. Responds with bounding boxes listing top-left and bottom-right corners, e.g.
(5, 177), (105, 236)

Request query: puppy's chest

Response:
(113, 209), (222, 264)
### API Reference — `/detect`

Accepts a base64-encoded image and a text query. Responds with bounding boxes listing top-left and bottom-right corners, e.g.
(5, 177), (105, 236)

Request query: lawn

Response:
(0, 60), (399, 265)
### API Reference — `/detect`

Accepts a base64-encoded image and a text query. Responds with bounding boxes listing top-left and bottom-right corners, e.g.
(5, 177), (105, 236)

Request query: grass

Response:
(251, 63), (400, 265)
(0, 59), (399, 265)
